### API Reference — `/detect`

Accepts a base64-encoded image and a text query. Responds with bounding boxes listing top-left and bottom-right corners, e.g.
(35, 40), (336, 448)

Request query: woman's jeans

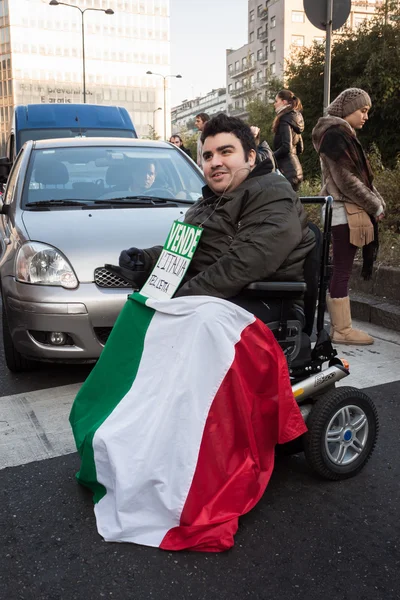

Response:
(330, 224), (358, 298)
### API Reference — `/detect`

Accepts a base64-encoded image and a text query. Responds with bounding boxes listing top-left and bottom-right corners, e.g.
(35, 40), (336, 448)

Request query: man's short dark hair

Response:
(200, 114), (256, 160)
(195, 112), (210, 123)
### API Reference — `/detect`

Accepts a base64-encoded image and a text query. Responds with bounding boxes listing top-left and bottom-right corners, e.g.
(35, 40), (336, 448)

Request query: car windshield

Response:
(22, 145), (204, 208)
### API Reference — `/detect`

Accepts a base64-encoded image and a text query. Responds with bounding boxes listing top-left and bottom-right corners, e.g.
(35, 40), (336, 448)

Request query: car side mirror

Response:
(0, 156), (11, 185)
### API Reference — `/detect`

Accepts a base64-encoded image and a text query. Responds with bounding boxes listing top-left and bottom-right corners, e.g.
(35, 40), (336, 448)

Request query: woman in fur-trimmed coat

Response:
(312, 88), (386, 346)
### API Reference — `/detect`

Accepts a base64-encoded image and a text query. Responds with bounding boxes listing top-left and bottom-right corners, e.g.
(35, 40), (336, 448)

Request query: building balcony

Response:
(230, 86), (253, 98)
(258, 30), (268, 42)
(258, 7), (268, 20)
(229, 64), (256, 79)
(229, 107), (249, 118)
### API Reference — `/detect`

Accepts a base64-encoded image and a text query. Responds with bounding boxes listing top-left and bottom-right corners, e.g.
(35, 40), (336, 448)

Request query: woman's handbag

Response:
(344, 202), (374, 248)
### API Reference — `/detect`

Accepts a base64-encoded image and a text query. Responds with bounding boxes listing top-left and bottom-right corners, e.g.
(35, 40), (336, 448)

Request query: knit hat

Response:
(327, 88), (371, 118)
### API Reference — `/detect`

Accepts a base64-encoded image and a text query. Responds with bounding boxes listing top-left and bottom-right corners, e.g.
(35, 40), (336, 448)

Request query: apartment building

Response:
(226, 0), (382, 118)
(0, 0), (171, 152)
(171, 87), (227, 134)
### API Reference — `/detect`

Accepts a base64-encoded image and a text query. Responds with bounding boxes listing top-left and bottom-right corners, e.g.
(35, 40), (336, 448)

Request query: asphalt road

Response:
(0, 320), (399, 600)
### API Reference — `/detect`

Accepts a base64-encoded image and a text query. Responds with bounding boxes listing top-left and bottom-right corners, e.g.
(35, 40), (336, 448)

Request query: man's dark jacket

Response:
(142, 161), (315, 299)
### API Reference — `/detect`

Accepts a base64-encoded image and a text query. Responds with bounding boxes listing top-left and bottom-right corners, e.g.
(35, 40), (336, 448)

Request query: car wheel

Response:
(2, 303), (36, 372)
(304, 386), (378, 481)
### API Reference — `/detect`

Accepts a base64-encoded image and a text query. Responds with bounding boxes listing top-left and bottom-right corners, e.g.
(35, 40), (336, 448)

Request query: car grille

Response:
(94, 327), (113, 345)
(94, 267), (132, 288)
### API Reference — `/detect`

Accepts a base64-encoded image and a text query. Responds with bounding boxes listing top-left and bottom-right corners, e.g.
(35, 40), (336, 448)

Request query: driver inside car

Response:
(129, 160), (157, 195)
(119, 114), (315, 323)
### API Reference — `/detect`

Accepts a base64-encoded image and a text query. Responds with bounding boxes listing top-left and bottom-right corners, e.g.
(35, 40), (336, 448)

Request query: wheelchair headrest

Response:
(35, 161), (69, 185)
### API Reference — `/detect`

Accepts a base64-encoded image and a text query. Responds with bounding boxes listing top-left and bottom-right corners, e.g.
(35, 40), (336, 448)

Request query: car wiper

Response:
(94, 196), (195, 205)
(94, 196), (172, 204)
(25, 199), (88, 207)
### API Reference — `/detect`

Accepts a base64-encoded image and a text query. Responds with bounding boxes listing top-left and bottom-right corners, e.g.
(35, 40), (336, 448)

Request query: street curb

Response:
(348, 264), (400, 330)
(350, 292), (400, 332)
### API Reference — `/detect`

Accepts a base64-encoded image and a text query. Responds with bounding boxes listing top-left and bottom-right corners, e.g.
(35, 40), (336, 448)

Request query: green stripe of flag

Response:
(69, 294), (154, 502)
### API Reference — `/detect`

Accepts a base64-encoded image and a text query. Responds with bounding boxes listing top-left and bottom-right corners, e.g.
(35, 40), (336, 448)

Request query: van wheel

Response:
(2, 304), (35, 372)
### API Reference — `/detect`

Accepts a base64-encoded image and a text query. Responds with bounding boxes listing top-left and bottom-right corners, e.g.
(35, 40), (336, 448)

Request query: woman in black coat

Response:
(272, 90), (304, 191)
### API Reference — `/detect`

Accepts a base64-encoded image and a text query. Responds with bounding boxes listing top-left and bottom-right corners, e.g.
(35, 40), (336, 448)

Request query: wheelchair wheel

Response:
(304, 386), (378, 481)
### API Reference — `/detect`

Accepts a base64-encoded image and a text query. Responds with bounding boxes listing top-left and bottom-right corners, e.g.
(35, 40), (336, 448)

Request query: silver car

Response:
(0, 137), (204, 371)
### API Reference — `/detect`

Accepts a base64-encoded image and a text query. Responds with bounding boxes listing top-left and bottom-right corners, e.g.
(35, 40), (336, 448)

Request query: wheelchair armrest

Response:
(243, 281), (307, 299)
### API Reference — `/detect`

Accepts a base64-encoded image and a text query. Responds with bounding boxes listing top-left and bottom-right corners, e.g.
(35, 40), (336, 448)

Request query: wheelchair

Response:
(243, 196), (378, 480)
(108, 195), (379, 481)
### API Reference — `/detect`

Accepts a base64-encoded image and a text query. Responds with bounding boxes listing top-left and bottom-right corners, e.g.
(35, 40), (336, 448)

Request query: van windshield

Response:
(19, 128), (135, 147)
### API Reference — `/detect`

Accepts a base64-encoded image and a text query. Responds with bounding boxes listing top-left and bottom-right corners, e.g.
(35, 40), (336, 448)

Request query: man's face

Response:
(139, 163), (156, 189)
(202, 132), (256, 194)
(345, 106), (369, 130)
(170, 136), (182, 147)
(195, 117), (205, 131)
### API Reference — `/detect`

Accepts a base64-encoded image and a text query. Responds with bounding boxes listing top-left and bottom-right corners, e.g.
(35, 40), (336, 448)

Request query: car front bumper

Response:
(2, 276), (134, 362)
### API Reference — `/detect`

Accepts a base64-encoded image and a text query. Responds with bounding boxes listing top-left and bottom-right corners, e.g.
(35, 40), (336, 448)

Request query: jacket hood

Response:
(280, 110), (304, 134)
(312, 115), (353, 151)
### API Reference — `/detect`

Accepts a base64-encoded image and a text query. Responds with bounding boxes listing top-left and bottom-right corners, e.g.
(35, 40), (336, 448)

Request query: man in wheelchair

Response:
(116, 114), (378, 482)
(119, 113), (315, 324)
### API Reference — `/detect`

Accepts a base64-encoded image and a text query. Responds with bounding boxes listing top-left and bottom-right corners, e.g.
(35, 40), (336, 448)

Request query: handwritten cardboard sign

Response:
(140, 220), (203, 301)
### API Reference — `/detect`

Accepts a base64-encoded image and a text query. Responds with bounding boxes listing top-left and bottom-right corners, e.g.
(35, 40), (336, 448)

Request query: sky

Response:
(169, 0), (248, 106)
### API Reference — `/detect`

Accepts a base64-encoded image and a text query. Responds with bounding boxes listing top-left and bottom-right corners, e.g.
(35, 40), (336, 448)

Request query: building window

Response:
(257, 49), (263, 61)
(250, 9), (255, 21)
(228, 64), (233, 74)
(292, 11), (305, 23)
(257, 70), (262, 81)
(250, 53), (254, 66)
(242, 57), (247, 68)
(270, 16), (276, 28)
(250, 31), (254, 42)
(271, 63), (276, 74)
(354, 15), (365, 28)
(235, 81), (240, 89)
(270, 39), (276, 52)
(291, 35), (304, 47)
(314, 36), (324, 44)
(257, 26), (263, 38)
(235, 60), (239, 70)
(228, 84), (233, 93)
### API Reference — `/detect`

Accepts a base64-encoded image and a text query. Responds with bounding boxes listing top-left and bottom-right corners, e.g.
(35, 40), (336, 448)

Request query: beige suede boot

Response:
(326, 295), (374, 345)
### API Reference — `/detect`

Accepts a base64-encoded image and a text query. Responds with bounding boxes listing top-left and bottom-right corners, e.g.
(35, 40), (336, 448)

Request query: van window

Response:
(18, 128), (135, 147)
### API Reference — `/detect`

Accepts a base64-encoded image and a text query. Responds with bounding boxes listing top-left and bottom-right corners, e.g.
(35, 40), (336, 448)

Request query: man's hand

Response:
(119, 247), (145, 271)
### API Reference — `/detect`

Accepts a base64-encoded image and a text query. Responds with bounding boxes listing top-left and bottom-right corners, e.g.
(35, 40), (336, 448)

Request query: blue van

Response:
(0, 104), (137, 180)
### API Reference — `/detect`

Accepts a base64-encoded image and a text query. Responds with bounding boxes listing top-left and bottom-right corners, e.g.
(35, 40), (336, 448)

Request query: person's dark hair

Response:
(200, 113), (256, 160)
(195, 112), (210, 123)
(272, 89), (303, 133)
(170, 134), (183, 146)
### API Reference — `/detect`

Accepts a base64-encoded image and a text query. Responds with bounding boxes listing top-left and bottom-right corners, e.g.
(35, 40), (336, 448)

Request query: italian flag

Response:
(70, 294), (307, 552)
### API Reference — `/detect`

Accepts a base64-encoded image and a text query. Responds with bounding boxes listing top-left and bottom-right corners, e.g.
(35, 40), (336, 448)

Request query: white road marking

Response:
(0, 383), (80, 470)
(0, 320), (399, 470)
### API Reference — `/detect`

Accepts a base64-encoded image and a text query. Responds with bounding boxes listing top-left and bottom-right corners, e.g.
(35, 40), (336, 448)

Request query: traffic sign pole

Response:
(323, 0), (334, 112)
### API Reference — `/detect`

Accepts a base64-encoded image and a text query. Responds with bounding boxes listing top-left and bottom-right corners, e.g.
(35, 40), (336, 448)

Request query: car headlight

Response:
(15, 242), (78, 289)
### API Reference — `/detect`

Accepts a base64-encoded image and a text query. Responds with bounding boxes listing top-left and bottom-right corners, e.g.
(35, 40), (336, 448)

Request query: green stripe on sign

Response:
(69, 295), (155, 503)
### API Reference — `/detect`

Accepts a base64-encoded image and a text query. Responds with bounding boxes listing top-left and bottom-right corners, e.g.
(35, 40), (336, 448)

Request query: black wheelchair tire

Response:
(303, 386), (378, 481)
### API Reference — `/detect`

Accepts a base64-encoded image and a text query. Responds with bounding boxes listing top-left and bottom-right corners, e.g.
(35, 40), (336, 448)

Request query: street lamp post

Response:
(146, 71), (182, 140)
(152, 107), (162, 134)
(49, 0), (114, 103)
